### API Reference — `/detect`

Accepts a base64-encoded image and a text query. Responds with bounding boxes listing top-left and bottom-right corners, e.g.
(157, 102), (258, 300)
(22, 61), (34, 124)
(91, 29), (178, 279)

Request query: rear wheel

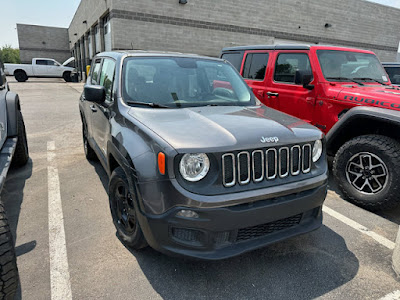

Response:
(0, 202), (19, 300)
(82, 119), (97, 161)
(12, 111), (29, 168)
(333, 135), (400, 211)
(109, 167), (147, 250)
(14, 71), (27, 82)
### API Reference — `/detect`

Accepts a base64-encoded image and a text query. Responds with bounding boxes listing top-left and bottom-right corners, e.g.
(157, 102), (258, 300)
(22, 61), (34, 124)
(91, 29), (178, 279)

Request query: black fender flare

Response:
(107, 140), (148, 212)
(5, 91), (20, 137)
(326, 106), (400, 155)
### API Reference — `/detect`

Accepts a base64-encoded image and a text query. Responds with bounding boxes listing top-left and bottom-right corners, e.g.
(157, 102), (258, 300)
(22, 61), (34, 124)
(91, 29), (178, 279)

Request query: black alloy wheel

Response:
(109, 167), (147, 249)
(333, 135), (400, 211)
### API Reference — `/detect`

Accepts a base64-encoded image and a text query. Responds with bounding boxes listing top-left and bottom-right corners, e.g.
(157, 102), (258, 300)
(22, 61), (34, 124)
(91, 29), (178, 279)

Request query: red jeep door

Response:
(267, 51), (316, 123)
(240, 51), (276, 108)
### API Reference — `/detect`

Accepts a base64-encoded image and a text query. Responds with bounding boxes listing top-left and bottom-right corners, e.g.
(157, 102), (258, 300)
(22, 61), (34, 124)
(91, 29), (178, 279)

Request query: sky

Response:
(0, 0), (81, 48)
(0, 0), (399, 48)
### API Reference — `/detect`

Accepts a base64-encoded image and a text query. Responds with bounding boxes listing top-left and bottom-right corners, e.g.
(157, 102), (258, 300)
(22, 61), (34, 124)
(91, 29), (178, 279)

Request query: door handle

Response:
(90, 105), (97, 112)
(267, 92), (279, 97)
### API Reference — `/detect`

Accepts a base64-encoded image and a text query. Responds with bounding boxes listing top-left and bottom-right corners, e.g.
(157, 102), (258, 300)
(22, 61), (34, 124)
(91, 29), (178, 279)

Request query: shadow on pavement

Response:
(1, 159), (33, 245)
(90, 160), (109, 193)
(1, 159), (33, 300)
(128, 225), (359, 300)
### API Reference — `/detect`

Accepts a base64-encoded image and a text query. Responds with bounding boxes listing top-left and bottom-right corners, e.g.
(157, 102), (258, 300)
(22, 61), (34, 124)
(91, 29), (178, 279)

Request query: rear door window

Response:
(36, 60), (48, 65)
(274, 53), (311, 84)
(91, 59), (102, 85)
(242, 53), (269, 80)
(221, 52), (243, 72)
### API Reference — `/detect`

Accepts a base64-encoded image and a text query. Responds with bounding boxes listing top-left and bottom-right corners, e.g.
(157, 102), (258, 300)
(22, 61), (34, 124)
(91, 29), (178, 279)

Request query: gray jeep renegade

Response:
(79, 51), (328, 259)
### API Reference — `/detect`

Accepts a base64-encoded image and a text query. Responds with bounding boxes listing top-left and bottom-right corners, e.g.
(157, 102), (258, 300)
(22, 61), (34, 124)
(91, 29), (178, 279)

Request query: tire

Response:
(63, 72), (72, 82)
(82, 119), (98, 161)
(11, 111), (29, 168)
(333, 135), (400, 211)
(109, 167), (147, 250)
(14, 71), (27, 82)
(0, 202), (19, 300)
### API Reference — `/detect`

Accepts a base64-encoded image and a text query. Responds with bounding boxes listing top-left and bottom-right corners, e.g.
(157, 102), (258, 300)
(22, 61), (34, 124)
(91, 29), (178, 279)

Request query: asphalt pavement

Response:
(2, 77), (400, 300)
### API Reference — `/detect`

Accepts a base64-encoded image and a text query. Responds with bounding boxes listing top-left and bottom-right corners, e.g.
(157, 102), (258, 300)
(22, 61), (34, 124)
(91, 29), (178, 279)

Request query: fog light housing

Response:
(176, 209), (199, 219)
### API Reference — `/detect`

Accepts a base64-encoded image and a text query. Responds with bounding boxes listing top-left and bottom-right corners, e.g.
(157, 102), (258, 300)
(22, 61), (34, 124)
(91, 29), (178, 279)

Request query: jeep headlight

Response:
(312, 140), (323, 162)
(179, 153), (210, 182)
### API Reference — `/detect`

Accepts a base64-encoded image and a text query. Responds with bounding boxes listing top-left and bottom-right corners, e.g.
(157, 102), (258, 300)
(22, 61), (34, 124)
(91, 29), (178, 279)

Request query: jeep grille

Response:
(222, 144), (312, 187)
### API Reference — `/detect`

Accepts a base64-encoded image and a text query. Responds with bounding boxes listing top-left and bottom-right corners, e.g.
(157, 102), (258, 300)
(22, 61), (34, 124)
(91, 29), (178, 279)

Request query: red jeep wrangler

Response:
(221, 45), (400, 211)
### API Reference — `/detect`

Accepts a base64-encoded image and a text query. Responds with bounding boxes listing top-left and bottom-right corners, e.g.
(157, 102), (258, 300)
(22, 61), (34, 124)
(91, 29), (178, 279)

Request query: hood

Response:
(62, 57), (75, 66)
(128, 105), (322, 152)
(336, 84), (400, 110)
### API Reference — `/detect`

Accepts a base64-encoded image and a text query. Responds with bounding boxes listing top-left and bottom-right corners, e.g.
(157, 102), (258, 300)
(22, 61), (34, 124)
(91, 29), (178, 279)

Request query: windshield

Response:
(122, 57), (255, 108)
(317, 50), (389, 83)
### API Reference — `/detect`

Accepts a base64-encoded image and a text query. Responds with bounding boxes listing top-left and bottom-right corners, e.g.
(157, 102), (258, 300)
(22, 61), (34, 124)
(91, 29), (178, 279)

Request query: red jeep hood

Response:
(336, 85), (400, 110)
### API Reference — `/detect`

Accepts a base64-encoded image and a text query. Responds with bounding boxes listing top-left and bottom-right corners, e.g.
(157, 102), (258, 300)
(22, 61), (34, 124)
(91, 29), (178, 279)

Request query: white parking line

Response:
(379, 290), (400, 300)
(323, 206), (396, 250)
(47, 141), (73, 300)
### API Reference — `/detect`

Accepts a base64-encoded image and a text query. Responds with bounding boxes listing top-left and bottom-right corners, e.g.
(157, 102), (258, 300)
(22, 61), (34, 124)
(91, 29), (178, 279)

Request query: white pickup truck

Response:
(4, 57), (76, 82)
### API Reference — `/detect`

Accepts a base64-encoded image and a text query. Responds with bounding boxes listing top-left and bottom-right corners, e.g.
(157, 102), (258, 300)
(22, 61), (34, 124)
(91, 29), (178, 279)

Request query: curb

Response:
(393, 225), (400, 279)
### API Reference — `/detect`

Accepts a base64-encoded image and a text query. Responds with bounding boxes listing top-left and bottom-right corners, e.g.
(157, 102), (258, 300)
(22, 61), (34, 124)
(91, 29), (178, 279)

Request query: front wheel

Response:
(63, 72), (71, 82)
(109, 167), (147, 250)
(333, 135), (400, 211)
(0, 202), (19, 299)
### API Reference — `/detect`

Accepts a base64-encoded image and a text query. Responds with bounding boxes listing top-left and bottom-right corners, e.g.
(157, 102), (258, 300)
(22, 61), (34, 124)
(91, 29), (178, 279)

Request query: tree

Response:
(0, 45), (20, 64)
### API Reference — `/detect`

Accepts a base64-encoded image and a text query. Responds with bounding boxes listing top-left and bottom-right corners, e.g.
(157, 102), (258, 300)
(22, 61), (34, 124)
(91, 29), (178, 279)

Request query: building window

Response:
(103, 15), (111, 52)
(94, 24), (101, 54)
(88, 34), (93, 59)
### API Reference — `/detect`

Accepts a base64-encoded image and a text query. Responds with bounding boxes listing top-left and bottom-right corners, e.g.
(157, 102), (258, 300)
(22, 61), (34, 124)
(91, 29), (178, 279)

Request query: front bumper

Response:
(136, 181), (327, 260)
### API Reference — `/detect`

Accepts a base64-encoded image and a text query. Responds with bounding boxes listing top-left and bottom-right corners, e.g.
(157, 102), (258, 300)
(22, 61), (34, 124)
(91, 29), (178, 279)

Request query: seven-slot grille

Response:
(222, 144), (312, 187)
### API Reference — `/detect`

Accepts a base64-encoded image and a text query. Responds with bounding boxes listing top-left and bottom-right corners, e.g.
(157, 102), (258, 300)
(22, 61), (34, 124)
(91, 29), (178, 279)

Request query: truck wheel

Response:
(82, 120), (97, 161)
(333, 135), (400, 211)
(12, 111), (29, 168)
(63, 72), (72, 82)
(14, 71), (27, 83)
(0, 202), (19, 300)
(109, 167), (147, 250)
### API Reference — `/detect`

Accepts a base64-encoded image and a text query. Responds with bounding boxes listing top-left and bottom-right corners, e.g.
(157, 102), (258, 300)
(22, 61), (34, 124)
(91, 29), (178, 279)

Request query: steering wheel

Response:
(212, 87), (235, 99)
(351, 66), (369, 78)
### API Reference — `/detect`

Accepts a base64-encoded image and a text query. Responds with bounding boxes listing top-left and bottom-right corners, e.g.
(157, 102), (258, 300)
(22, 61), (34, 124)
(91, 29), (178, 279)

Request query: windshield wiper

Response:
(353, 77), (388, 85)
(126, 101), (171, 108)
(326, 77), (365, 86)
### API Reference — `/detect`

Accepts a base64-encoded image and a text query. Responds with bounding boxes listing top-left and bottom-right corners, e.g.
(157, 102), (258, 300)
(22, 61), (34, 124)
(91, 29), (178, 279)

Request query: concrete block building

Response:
(18, 0), (400, 77)
(17, 24), (70, 64)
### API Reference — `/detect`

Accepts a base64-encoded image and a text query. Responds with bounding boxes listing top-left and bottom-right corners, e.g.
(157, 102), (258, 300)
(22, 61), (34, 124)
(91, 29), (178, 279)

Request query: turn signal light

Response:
(158, 152), (166, 175)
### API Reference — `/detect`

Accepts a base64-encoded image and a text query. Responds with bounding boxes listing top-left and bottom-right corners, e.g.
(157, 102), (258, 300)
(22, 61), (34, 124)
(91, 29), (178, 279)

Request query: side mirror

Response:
(295, 70), (314, 90)
(84, 85), (105, 103)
